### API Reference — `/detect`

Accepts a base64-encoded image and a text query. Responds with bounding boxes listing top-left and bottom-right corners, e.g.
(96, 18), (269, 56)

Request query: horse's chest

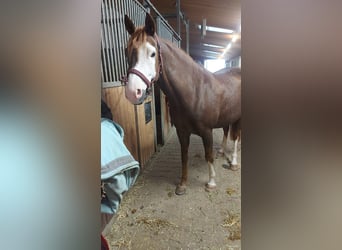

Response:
(170, 107), (209, 133)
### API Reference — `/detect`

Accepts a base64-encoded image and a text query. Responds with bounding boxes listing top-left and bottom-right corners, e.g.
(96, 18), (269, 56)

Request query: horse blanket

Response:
(101, 118), (140, 214)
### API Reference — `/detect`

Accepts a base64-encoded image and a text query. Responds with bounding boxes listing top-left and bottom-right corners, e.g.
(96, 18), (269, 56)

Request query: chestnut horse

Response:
(123, 13), (241, 195)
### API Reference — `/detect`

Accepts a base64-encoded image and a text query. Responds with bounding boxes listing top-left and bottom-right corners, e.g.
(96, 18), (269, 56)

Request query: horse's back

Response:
(214, 67), (241, 82)
(212, 68), (241, 126)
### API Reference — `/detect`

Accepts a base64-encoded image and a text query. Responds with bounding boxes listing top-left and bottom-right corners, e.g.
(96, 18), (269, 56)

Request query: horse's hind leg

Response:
(218, 126), (229, 157)
(230, 119), (241, 171)
(201, 129), (216, 190)
(175, 129), (190, 195)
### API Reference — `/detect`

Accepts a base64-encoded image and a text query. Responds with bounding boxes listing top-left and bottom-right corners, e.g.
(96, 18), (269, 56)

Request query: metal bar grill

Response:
(156, 17), (181, 48)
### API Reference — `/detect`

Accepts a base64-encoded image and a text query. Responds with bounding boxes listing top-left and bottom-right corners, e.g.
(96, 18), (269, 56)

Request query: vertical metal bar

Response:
(136, 1), (140, 25)
(156, 16), (159, 36)
(105, 0), (115, 82)
(135, 1), (140, 26)
(129, 0), (134, 26)
(141, 2), (145, 25)
(139, 2), (144, 26)
(134, 0), (139, 26)
(132, 0), (136, 27)
(113, 0), (119, 79)
(186, 19), (189, 54)
(109, 0), (119, 81)
(176, 0), (181, 37)
(123, 0), (129, 75)
(124, 0), (130, 72)
(134, 1), (137, 23)
(100, 0), (109, 82)
(112, 0), (118, 80)
(103, 0), (112, 82)
(116, 0), (125, 79)
(113, 0), (123, 80)
(104, 0), (112, 81)
(108, 1), (115, 80)
(100, 46), (104, 83)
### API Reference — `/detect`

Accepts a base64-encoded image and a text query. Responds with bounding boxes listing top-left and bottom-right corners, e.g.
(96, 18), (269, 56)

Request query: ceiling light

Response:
(202, 43), (225, 49)
(198, 25), (234, 34)
(232, 34), (239, 43)
(225, 43), (232, 51)
(203, 50), (221, 54)
(220, 43), (232, 58)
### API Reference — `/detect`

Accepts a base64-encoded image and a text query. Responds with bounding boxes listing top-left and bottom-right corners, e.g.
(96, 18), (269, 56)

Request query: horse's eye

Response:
(151, 52), (156, 58)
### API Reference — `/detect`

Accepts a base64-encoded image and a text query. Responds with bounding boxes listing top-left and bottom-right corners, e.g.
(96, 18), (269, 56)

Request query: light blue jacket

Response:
(101, 118), (140, 214)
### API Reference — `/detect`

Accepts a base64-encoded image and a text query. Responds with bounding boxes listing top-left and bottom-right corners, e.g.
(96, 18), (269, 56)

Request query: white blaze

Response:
(125, 42), (157, 104)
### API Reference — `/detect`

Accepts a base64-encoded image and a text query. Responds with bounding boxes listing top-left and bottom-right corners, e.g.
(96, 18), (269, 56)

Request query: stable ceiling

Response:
(147, 0), (241, 61)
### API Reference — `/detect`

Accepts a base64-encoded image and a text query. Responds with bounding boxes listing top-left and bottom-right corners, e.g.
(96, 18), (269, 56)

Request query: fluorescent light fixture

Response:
(198, 24), (234, 34)
(232, 34), (239, 43)
(225, 43), (232, 50)
(207, 26), (234, 33)
(203, 50), (221, 54)
(220, 42), (232, 58)
(202, 43), (225, 49)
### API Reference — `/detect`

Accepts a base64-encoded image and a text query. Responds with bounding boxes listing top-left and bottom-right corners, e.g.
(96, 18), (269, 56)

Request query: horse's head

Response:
(124, 13), (160, 105)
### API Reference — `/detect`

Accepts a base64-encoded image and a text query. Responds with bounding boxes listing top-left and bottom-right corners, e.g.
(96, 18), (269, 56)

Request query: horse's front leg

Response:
(175, 129), (190, 195)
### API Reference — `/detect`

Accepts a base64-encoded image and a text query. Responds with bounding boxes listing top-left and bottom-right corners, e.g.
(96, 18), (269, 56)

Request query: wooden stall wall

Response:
(136, 96), (155, 167)
(102, 87), (139, 161)
(103, 88), (155, 168)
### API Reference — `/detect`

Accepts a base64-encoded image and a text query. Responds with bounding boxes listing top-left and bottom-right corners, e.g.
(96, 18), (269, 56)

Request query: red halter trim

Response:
(127, 68), (153, 88)
(121, 35), (163, 89)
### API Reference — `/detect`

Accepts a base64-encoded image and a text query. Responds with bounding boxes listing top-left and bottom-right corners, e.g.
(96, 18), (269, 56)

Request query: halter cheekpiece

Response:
(121, 35), (163, 92)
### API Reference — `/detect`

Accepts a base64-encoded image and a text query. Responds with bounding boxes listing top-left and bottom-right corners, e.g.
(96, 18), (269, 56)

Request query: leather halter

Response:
(121, 35), (163, 91)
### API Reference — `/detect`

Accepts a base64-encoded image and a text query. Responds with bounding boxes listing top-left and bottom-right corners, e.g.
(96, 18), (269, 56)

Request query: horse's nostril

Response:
(136, 89), (142, 98)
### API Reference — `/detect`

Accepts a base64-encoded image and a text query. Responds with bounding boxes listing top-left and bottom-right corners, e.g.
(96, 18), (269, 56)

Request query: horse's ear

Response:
(124, 15), (135, 35)
(144, 13), (155, 36)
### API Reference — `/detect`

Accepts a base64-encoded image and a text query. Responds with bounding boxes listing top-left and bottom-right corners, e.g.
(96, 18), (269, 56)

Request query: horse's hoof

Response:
(205, 183), (217, 192)
(175, 185), (186, 195)
(230, 164), (240, 171)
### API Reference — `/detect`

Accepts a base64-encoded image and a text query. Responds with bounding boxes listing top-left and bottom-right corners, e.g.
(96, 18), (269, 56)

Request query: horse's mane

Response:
(214, 67), (241, 75)
(158, 35), (240, 81)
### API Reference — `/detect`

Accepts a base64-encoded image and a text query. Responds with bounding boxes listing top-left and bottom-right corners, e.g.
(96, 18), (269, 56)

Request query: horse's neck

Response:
(158, 39), (201, 106)
(160, 39), (194, 75)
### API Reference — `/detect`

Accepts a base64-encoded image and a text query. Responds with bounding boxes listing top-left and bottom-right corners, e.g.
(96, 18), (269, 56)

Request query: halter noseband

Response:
(121, 35), (163, 92)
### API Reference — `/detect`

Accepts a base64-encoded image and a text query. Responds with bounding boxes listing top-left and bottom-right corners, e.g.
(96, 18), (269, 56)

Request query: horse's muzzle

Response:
(134, 89), (148, 105)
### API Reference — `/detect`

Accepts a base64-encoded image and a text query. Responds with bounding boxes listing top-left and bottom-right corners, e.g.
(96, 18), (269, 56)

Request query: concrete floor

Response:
(103, 127), (241, 250)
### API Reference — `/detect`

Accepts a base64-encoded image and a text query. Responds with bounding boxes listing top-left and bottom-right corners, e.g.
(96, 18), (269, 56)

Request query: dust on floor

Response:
(104, 128), (241, 250)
